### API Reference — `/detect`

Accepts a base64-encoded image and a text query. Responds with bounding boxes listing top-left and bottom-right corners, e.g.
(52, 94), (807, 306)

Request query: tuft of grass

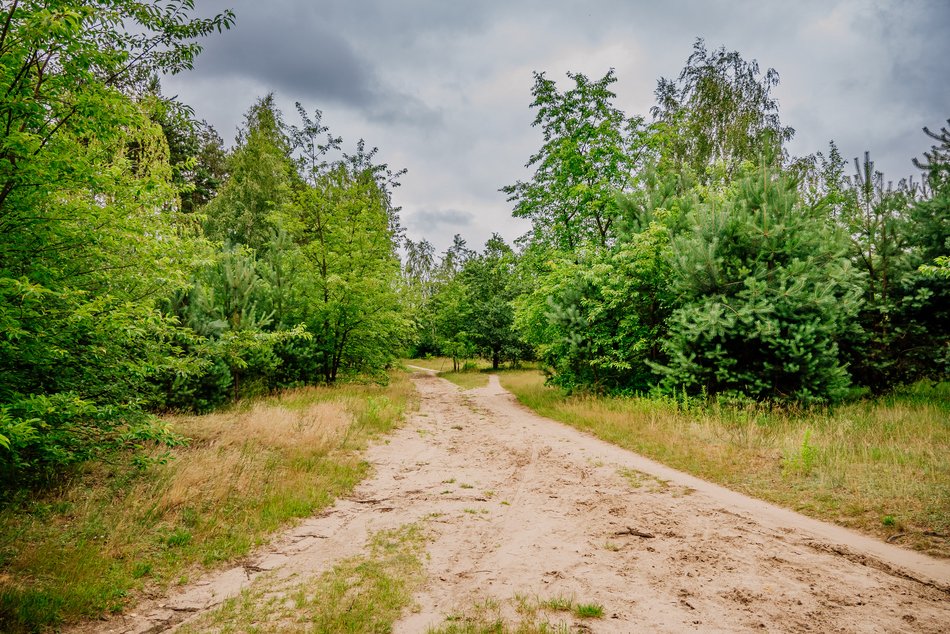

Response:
(431, 593), (606, 634)
(499, 371), (950, 557)
(573, 603), (604, 618)
(0, 372), (416, 632)
(180, 522), (430, 633)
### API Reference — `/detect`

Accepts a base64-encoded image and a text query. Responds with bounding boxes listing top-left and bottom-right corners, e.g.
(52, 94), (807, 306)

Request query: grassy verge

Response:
(180, 522), (430, 633)
(0, 373), (416, 632)
(499, 371), (950, 557)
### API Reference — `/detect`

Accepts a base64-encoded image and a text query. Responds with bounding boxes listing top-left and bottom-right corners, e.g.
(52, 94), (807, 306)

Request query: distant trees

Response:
(404, 234), (528, 370)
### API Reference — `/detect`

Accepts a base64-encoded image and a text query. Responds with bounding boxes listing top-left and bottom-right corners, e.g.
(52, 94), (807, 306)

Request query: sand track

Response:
(90, 370), (949, 633)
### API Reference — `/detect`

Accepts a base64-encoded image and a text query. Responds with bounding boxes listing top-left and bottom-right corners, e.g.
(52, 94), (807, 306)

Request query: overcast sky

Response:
(163, 0), (950, 254)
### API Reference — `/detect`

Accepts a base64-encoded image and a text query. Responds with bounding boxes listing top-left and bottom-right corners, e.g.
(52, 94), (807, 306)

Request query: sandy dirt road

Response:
(95, 370), (949, 633)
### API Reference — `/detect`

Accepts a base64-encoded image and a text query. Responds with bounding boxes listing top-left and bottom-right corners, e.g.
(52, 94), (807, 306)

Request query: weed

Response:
(429, 592), (573, 634)
(540, 595), (572, 612)
(782, 428), (819, 476)
(574, 602), (604, 618)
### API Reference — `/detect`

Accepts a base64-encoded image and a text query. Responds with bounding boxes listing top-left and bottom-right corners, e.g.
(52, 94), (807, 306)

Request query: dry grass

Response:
(0, 372), (416, 632)
(499, 371), (950, 557)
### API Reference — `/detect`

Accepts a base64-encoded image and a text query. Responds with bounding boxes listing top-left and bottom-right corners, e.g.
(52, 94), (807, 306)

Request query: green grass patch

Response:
(180, 522), (430, 633)
(499, 371), (950, 557)
(573, 603), (604, 618)
(0, 372), (417, 632)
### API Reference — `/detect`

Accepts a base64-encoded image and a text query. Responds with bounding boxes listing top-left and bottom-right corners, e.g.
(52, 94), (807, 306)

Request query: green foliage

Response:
(516, 218), (674, 393)
(289, 141), (409, 383)
(0, 1), (233, 483)
(651, 38), (794, 182)
(457, 235), (529, 369)
(203, 94), (298, 251)
(659, 164), (861, 404)
(821, 145), (950, 389)
(502, 69), (647, 252)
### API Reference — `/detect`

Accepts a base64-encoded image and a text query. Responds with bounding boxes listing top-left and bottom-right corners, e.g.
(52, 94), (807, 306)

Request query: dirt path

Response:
(95, 371), (949, 633)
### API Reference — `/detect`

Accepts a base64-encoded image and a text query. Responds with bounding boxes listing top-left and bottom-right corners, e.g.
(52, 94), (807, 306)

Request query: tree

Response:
(153, 92), (228, 214)
(518, 219), (674, 393)
(458, 235), (528, 369)
(290, 140), (408, 383)
(203, 95), (298, 251)
(651, 38), (794, 182)
(502, 69), (648, 253)
(0, 1), (234, 481)
(659, 163), (861, 405)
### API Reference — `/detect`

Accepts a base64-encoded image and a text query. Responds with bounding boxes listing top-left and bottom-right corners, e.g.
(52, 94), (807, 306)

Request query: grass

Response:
(499, 371), (950, 557)
(0, 372), (416, 632)
(403, 357), (537, 390)
(430, 593), (603, 633)
(179, 522), (430, 633)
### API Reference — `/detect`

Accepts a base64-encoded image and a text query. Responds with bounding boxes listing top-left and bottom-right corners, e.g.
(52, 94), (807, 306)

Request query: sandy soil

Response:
(89, 370), (949, 633)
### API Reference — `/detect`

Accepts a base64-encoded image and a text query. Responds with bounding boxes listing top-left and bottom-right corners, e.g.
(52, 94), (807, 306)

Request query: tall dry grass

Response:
(0, 373), (415, 632)
(500, 371), (950, 557)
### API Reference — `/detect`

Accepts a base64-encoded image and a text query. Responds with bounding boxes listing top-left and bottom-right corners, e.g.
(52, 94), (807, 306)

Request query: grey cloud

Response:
(191, 1), (442, 127)
(410, 208), (474, 228)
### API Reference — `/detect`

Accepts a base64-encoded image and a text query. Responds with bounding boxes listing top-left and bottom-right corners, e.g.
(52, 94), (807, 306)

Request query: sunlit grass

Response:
(499, 371), (950, 557)
(0, 372), (416, 632)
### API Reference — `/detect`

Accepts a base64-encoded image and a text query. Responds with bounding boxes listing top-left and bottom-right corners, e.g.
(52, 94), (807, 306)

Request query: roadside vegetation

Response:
(0, 374), (414, 632)
(499, 371), (950, 557)
(179, 522), (430, 633)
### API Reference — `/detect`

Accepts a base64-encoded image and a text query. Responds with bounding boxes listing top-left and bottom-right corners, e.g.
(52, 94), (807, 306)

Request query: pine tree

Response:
(660, 163), (861, 404)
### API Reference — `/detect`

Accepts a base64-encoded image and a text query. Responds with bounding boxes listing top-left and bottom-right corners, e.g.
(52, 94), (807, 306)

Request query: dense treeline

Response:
(0, 2), (409, 486)
(407, 40), (948, 405)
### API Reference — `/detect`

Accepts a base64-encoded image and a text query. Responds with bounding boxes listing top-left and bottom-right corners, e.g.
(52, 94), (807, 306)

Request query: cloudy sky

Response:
(163, 0), (950, 254)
